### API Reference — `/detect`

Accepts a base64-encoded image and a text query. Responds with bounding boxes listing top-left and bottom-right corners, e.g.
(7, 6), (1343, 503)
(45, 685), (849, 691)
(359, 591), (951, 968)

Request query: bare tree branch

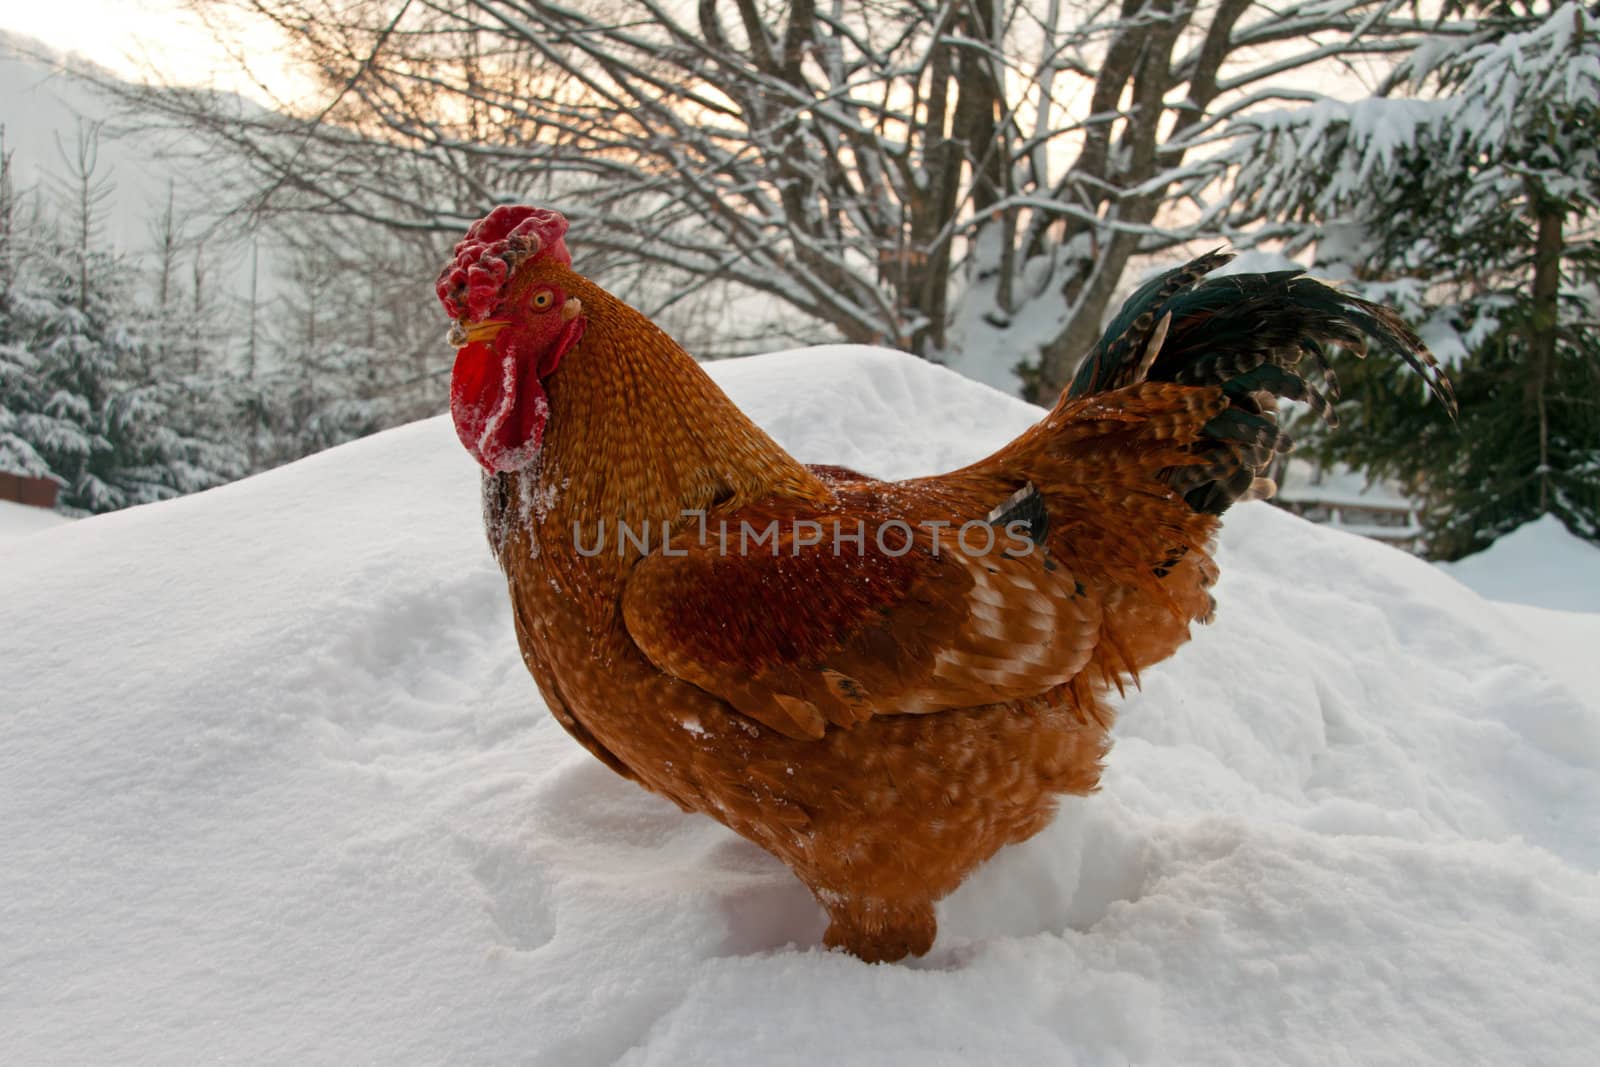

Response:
(125, 0), (1433, 392)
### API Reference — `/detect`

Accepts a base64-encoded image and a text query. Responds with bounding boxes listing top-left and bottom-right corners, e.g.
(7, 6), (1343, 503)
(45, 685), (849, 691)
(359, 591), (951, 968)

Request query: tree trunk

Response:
(141, 0), (1437, 391)
(1526, 179), (1562, 514)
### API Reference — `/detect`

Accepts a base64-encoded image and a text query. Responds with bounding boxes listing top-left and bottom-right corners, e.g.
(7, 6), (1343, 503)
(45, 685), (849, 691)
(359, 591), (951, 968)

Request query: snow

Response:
(1435, 516), (1600, 701)
(1439, 514), (1600, 614)
(0, 34), (287, 309)
(1277, 457), (1413, 511)
(3, 345), (1598, 1064)
(0, 36), (187, 262)
(1440, 511), (1600, 614)
(1494, 602), (1600, 709)
(0, 499), (68, 542)
(1275, 459), (1420, 544)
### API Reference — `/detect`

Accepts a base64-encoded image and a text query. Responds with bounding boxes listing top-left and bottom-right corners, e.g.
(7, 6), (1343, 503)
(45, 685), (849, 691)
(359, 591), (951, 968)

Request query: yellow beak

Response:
(449, 319), (511, 348)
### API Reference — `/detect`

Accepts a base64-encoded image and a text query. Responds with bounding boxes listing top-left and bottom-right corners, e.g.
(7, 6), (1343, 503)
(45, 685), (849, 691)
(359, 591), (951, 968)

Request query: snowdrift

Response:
(4, 346), (1597, 1065)
(1440, 514), (1600, 614)
(0, 499), (67, 541)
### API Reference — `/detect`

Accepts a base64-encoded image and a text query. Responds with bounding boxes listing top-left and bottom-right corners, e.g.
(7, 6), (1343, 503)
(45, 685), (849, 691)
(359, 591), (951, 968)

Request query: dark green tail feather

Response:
(1067, 255), (1457, 516)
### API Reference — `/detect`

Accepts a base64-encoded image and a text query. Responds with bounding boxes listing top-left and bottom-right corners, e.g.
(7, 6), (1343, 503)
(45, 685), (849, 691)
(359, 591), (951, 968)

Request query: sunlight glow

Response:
(0, 0), (314, 104)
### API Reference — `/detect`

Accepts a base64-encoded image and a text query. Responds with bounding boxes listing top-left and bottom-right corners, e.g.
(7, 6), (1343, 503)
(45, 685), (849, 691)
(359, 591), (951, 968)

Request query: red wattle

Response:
(450, 342), (549, 473)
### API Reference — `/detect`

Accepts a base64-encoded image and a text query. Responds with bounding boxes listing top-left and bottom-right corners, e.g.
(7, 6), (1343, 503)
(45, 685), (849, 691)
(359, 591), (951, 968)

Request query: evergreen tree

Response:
(1224, 0), (1600, 557)
(0, 126), (246, 513)
(0, 129), (54, 480)
(0, 132), (114, 503)
(21, 237), (234, 512)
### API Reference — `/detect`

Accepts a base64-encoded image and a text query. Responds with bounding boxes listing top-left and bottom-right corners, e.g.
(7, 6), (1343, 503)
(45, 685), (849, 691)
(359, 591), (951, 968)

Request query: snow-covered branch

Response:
(133, 0), (1444, 393)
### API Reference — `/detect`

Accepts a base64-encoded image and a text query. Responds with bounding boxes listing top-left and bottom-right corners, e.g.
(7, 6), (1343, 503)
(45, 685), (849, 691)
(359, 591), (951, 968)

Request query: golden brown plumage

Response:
(439, 207), (1454, 962)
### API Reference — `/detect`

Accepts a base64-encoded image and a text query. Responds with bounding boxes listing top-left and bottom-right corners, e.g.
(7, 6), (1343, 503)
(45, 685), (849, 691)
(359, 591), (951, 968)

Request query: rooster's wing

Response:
(620, 492), (1103, 740)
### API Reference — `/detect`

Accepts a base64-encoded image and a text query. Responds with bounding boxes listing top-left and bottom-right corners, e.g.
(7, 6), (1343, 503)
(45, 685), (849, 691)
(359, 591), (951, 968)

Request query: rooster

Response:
(438, 206), (1455, 962)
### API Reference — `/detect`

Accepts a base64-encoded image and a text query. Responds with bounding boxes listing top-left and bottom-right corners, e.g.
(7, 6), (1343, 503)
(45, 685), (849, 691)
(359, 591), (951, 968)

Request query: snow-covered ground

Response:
(0, 498), (69, 542)
(1436, 515), (1600, 707)
(3, 347), (1597, 1064)
(1439, 513), (1600, 614)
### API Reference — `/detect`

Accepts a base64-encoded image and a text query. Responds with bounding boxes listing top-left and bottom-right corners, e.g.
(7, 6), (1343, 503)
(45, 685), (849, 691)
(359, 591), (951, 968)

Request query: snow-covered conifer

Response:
(1223, 0), (1600, 556)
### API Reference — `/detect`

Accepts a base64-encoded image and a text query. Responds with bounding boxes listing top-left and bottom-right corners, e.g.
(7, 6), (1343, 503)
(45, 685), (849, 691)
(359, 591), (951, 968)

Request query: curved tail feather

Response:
(1066, 255), (1457, 516)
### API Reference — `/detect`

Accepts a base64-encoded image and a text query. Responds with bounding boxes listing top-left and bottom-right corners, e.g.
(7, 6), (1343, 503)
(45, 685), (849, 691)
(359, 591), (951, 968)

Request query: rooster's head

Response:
(438, 205), (586, 473)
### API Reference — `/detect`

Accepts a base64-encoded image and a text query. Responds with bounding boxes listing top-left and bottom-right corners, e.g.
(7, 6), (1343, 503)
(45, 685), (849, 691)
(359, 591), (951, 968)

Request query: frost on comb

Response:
(436, 206), (573, 321)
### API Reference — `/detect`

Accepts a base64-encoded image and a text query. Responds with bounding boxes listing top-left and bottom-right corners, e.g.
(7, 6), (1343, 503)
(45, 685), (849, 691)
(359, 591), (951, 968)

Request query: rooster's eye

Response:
(531, 289), (555, 311)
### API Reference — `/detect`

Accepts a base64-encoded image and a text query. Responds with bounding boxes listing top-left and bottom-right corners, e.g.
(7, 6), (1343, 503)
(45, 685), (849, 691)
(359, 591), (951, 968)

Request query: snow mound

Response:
(0, 499), (68, 543)
(1436, 515), (1600, 705)
(1439, 514), (1600, 614)
(4, 345), (1598, 1064)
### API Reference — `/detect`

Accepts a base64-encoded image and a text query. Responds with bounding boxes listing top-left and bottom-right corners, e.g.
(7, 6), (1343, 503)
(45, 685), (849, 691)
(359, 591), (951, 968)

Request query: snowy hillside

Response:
(1435, 517), (1600, 704)
(1, 35), (189, 259)
(0, 33), (271, 302)
(1439, 514), (1600, 614)
(0, 499), (68, 541)
(3, 347), (1597, 1064)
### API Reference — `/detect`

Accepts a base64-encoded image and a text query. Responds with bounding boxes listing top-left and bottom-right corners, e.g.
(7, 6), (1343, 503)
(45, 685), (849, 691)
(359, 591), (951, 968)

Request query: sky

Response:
(0, 0), (308, 103)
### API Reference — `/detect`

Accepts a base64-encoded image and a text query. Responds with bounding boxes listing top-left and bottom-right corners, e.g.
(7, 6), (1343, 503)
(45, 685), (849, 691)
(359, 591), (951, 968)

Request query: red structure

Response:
(0, 472), (59, 510)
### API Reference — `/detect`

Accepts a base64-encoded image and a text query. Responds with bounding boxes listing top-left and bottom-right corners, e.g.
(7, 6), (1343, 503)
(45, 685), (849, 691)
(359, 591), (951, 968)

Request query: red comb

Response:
(436, 206), (572, 320)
